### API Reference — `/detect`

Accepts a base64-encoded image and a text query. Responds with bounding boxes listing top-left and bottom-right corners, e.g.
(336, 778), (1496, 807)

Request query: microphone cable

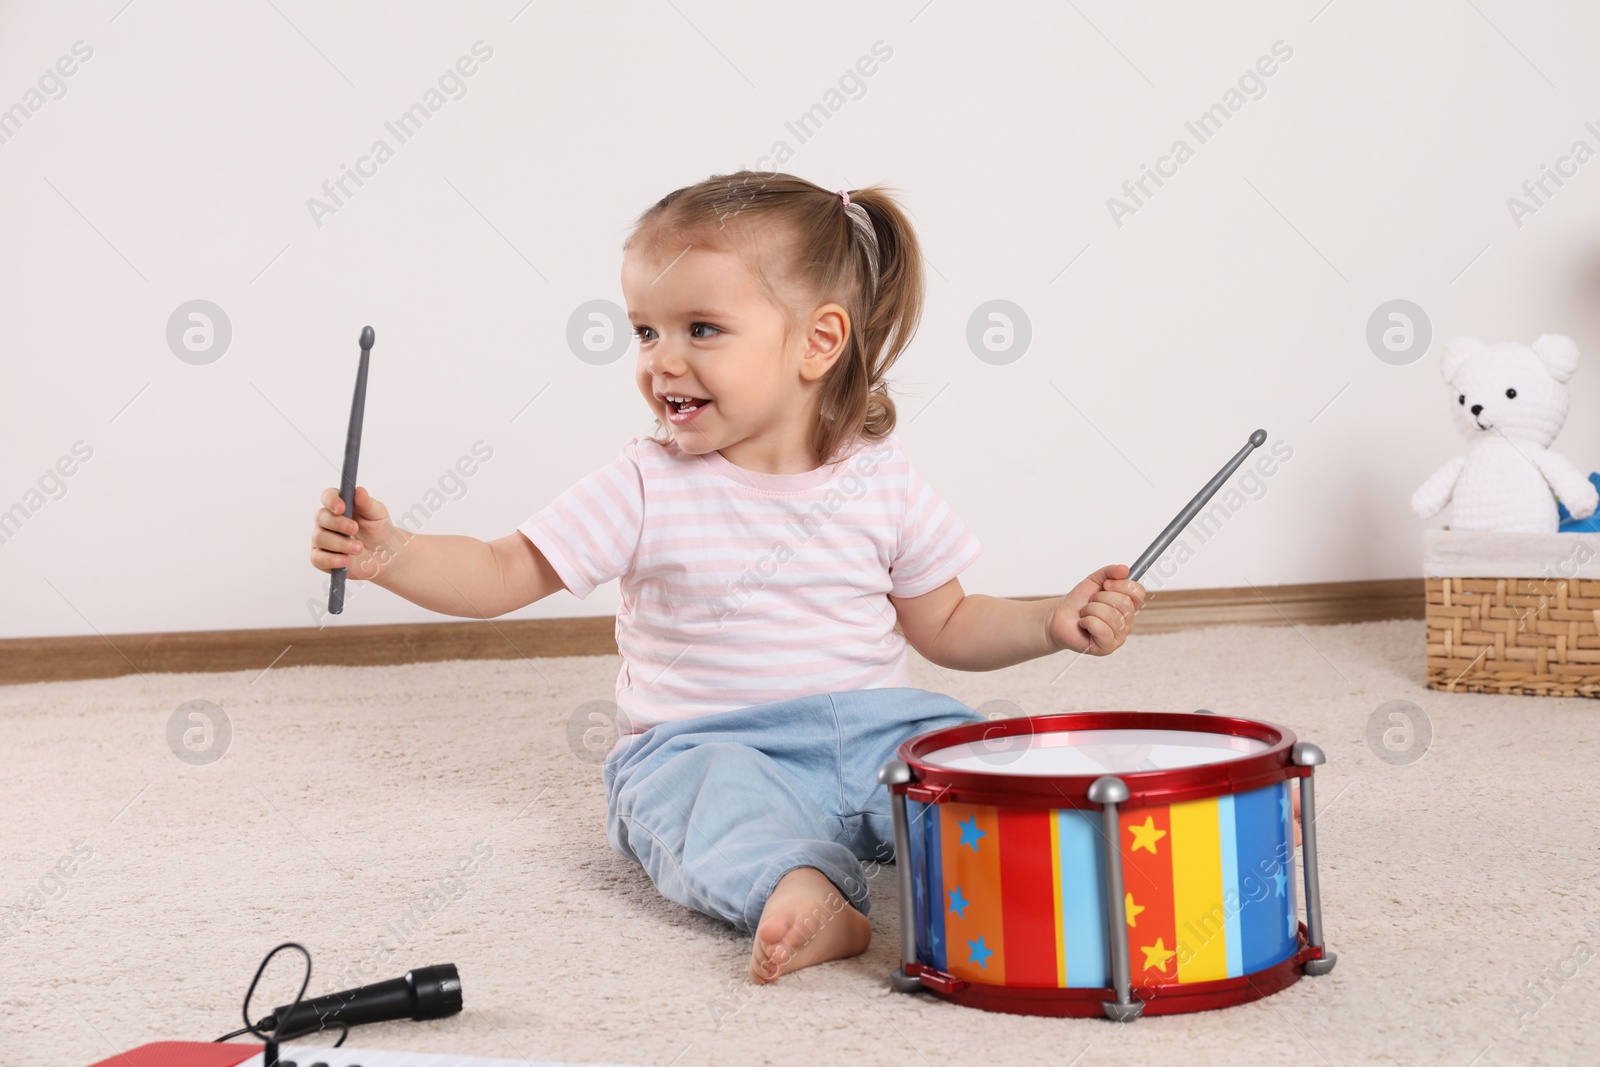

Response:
(213, 941), (349, 1060)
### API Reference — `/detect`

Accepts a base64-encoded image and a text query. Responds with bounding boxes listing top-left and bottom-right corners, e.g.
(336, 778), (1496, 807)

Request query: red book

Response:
(86, 1043), (261, 1067)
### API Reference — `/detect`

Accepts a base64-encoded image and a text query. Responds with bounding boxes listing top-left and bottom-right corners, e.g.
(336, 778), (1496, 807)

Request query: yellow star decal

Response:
(1128, 815), (1166, 855)
(1124, 892), (1145, 928)
(1141, 937), (1176, 973)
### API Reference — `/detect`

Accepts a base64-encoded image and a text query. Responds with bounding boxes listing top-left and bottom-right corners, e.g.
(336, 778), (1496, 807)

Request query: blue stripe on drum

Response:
(1055, 809), (1108, 988)
(1281, 781), (1299, 943)
(1233, 781), (1298, 973)
(1217, 793), (1243, 978)
(924, 800), (947, 973)
(906, 799), (930, 968)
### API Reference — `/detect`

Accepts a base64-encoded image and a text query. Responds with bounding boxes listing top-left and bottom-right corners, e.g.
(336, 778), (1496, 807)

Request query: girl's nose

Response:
(646, 343), (687, 376)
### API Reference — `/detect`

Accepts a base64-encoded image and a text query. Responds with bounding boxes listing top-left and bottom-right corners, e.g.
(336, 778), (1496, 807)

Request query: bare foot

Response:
(748, 866), (871, 984)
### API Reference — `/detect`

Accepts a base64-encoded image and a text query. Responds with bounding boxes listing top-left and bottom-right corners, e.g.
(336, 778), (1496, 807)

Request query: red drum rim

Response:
(897, 710), (1300, 809)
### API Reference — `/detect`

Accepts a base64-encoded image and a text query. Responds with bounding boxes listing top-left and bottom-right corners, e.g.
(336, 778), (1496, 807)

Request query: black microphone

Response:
(263, 964), (462, 1037)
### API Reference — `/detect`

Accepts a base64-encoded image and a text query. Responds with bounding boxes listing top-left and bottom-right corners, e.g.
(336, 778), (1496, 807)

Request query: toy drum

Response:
(878, 711), (1336, 1019)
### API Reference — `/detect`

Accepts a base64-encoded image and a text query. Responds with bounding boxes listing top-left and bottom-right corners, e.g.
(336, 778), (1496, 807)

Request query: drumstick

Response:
(328, 326), (376, 616)
(1127, 429), (1267, 582)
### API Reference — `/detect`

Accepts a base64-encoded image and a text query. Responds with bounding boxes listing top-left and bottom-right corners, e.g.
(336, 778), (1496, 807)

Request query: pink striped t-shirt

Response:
(518, 433), (981, 740)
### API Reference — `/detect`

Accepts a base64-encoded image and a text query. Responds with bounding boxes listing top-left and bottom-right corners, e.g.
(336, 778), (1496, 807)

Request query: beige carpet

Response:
(4, 618), (1596, 1067)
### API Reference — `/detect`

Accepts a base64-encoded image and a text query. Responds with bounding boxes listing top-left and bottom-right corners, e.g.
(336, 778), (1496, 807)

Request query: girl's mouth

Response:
(664, 394), (711, 425)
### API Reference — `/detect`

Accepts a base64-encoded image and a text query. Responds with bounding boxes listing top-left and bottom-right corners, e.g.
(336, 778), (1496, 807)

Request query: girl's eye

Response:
(633, 325), (654, 343)
(690, 322), (721, 339)
(1505, 387), (1517, 399)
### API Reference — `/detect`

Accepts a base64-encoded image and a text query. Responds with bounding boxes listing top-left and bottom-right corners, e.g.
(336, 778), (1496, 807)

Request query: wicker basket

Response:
(1425, 576), (1600, 696)
(1423, 529), (1600, 697)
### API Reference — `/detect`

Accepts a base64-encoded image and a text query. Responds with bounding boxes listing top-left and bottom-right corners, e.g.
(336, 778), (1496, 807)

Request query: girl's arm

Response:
(890, 565), (1145, 672)
(374, 529), (567, 618)
(312, 485), (566, 618)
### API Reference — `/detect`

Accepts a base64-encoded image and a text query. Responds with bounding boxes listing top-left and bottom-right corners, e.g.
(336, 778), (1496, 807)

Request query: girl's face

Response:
(623, 242), (847, 473)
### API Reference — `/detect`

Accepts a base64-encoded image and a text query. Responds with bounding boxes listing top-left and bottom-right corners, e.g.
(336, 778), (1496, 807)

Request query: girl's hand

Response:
(1046, 563), (1147, 656)
(310, 485), (401, 581)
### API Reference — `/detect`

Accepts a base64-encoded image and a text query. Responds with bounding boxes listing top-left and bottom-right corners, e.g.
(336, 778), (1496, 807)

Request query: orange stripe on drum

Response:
(1119, 804), (1178, 992)
(939, 801), (1006, 985)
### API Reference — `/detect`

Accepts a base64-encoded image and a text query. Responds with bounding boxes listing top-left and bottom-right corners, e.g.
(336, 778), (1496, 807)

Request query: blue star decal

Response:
(1273, 869), (1287, 898)
(967, 935), (994, 969)
(958, 816), (986, 852)
(948, 886), (971, 919)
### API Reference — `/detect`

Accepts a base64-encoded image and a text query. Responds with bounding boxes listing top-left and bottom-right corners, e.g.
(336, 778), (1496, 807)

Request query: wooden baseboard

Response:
(0, 578), (1424, 687)
(1128, 577), (1425, 634)
(0, 616), (621, 688)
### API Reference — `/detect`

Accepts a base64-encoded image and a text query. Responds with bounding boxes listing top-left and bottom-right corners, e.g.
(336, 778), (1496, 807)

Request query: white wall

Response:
(3, 0), (1598, 640)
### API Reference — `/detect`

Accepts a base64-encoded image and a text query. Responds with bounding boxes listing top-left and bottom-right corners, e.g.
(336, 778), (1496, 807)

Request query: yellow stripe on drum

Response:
(1049, 806), (1066, 988)
(1169, 795), (1229, 983)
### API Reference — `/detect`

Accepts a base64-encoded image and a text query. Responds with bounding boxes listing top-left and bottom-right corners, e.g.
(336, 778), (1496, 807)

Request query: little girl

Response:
(309, 171), (1147, 984)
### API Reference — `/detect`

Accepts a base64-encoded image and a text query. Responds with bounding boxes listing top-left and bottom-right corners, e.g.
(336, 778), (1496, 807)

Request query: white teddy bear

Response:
(1412, 333), (1597, 532)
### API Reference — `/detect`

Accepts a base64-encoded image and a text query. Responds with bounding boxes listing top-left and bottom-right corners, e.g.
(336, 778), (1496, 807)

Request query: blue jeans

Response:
(602, 687), (983, 934)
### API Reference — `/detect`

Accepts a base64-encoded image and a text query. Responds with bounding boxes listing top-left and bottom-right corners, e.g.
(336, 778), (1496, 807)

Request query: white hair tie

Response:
(838, 189), (880, 297)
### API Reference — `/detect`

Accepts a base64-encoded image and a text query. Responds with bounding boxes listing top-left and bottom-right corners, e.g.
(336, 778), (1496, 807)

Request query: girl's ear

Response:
(798, 304), (850, 382)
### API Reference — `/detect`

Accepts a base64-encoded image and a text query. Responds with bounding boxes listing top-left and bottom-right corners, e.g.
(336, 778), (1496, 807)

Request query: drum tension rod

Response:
(1088, 775), (1144, 1022)
(879, 759), (927, 995)
(1292, 743), (1338, 977)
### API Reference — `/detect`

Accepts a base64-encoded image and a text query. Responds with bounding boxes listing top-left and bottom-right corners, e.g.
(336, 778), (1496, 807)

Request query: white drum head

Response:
(922, 726), (1269, 776)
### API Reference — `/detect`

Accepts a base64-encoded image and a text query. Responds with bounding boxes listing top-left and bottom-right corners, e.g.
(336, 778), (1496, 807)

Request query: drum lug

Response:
(888, 966), (928, 994)
(877, 759), (914, 788)
(1291, 742), (1335, 974)
(1295, 934), (1339, 977)
(880, 759), (923, 993)
(1303, 952), (1338, 977)
(1087, 776), (1143, 1020)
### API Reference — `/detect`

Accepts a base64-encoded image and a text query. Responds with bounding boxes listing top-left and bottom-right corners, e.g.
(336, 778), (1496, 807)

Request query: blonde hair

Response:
(624, 170), (925, 466)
